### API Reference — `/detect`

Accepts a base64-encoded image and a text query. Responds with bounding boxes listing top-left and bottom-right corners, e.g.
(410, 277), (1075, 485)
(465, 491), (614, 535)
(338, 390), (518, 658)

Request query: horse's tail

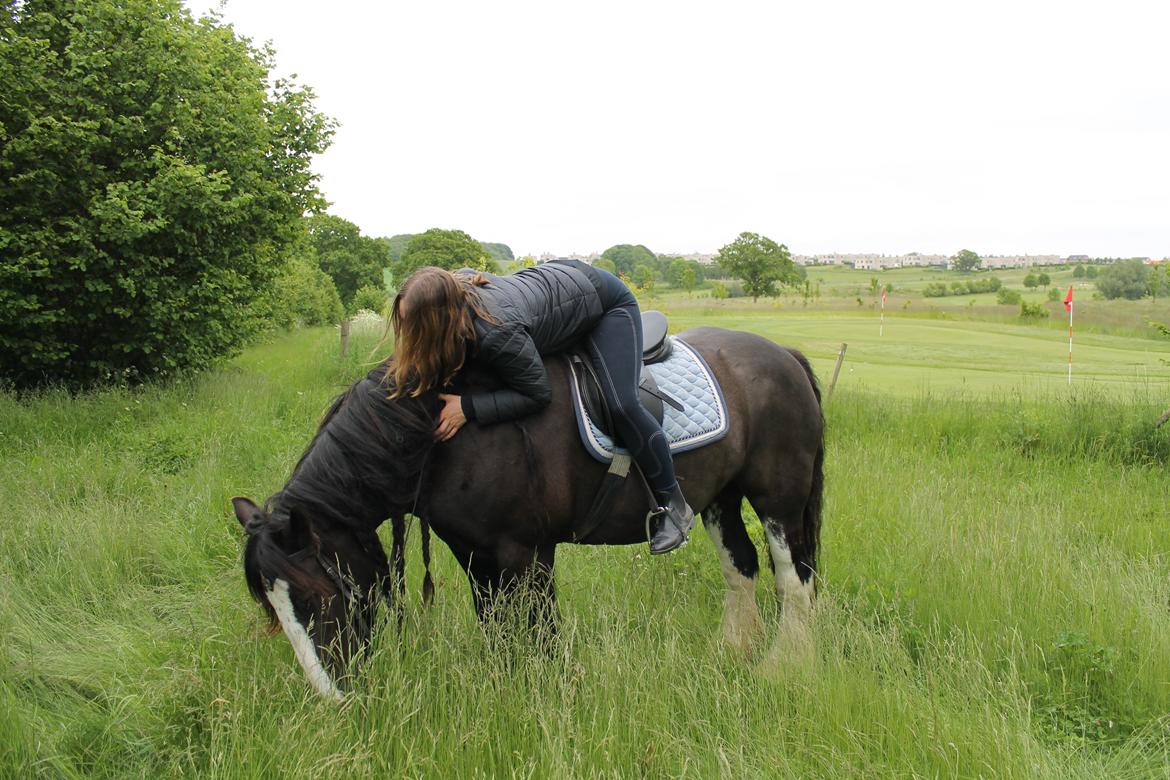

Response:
(789, 349), (824, 588)
(420, 515), (435, 606)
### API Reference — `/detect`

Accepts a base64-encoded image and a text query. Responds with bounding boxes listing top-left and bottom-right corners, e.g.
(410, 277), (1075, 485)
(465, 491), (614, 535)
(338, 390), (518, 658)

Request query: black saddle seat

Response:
(641, 310), (673, 364)
(567, 311), (681, 439)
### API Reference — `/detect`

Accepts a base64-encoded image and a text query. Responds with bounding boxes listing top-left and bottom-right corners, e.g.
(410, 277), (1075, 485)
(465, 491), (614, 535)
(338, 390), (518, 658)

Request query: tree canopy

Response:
(1095, 260), (1151, 300)
(0, 0), (333, 388)
(715, 232), (800, 302)
(601, 244), (657, 277)
(308, 214), (387, 312)
(951, 249), (982, 272)
(396, 228), (492, 281)
(383, 233), (511, 275)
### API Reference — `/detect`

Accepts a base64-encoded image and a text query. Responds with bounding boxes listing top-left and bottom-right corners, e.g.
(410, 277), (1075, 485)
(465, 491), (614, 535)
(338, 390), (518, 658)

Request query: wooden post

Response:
(827, 342), (847, 399)
(339, 317), (350, 357)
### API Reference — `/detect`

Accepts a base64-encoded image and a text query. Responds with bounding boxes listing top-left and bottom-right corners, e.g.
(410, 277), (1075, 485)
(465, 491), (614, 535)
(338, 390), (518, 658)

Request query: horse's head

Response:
(233, 496), (388, 700)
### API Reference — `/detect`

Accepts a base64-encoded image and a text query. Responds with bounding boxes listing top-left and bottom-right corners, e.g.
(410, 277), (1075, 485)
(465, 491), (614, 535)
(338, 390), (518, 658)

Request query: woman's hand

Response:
(435, 393), (467, 441)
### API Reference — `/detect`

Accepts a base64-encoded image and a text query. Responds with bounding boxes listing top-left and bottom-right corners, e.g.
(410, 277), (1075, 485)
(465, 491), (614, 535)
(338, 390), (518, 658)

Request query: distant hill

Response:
(378, 234), (513, 265)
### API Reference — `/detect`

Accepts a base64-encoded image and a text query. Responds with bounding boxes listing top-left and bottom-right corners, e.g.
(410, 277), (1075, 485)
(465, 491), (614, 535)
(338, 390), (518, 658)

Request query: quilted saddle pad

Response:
(570, 337), (729, 463)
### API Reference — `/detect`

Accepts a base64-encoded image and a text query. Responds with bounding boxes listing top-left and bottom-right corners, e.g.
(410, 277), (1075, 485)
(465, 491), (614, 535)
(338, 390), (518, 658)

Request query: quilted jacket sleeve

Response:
(465, 322), (552, 425)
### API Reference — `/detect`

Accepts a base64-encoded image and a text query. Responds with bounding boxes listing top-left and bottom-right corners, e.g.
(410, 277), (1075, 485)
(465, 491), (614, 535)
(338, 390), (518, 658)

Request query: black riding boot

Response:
(648, 484), (695, 555)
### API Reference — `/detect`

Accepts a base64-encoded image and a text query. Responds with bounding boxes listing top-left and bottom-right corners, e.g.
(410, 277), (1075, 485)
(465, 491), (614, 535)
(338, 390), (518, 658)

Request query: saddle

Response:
(566, 310), (683, 438)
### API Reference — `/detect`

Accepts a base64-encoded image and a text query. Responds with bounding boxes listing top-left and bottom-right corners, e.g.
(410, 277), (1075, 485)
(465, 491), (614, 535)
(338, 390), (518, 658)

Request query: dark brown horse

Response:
(233, 327), (824, 699)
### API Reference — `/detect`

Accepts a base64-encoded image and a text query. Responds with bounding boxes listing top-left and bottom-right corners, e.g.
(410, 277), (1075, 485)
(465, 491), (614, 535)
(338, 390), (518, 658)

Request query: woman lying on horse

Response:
(390, 259), (695, 554)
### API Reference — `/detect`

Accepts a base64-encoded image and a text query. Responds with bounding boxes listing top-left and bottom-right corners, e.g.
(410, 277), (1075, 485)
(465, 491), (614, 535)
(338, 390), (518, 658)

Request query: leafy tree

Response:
(681, 267), (697, 297)
(997, 288), (1022, 305)
(1073, 265), (1086, 278)
(480, 242), (514, 264)
(517, 255), (537, 269)
(0, 0), (333, 388)
(601, 244), (657, 277)
(593, 257), (617, 275)
(633, 264), (655, 290)
(382, 234), (415, 262)
(951, 249), (982, 272)
(396, 228), (490, 281)
(1037, 272), (1051, 288)
(351, 285), (389, 314)
(666, 258), (705, 288)
(309, 215), (387, 311)
(268, 256), (344, 330)
(1149, 264), (1170, 301)
(1023, 273), (1039, 289)
(1095, 260), (1150, 300)
(711, 282), (729, 299)
(715, 232), (800, 302)
(1085, 266), (1099, 279)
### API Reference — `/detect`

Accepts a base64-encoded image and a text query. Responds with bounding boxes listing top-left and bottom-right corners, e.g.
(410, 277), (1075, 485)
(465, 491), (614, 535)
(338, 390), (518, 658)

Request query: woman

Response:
(389, 259), (694, 554)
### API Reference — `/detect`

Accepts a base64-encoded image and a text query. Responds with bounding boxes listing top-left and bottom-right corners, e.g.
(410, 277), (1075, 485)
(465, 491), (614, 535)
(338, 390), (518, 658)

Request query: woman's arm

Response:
(462, 323), (552, 425)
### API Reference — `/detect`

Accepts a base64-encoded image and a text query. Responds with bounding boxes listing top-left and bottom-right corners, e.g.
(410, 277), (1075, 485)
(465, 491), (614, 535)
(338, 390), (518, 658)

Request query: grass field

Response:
(2, 313), (1169, 778)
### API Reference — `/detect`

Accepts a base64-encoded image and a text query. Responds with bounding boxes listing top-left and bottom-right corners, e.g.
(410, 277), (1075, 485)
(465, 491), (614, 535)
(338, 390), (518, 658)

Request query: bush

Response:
(0, 1), (333, 388)
(1020, 301), (1048, 319)
(351, 285), (389, 315)
(1047, 288), (1061, 302)
(268, 257), (344, 330)
(997, 288), (1022, 305)
(923, 283), (951, 298)
(711, 282), (729, 299)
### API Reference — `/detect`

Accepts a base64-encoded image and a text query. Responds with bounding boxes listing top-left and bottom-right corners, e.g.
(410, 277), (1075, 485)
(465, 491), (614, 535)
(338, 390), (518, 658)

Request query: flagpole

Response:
(880, 286), (886, 337)
(1067, 300), (1073, 386)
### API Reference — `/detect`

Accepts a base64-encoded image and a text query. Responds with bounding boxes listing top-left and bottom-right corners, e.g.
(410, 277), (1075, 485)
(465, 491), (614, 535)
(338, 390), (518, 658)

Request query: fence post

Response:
(827, 342), (848, 399)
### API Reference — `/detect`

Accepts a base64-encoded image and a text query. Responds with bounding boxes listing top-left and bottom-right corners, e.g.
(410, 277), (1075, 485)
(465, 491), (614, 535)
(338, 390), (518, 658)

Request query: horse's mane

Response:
(242, 362), (437, 626)
(269, 362), (438, 528)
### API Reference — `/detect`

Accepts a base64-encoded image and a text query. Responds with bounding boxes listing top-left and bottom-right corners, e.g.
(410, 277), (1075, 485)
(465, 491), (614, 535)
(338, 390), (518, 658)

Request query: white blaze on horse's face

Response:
(264, 579), (345, 702)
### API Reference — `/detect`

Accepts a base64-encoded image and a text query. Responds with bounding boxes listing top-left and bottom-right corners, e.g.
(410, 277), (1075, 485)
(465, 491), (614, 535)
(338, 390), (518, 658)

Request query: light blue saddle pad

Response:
(570, 337), (730, 463)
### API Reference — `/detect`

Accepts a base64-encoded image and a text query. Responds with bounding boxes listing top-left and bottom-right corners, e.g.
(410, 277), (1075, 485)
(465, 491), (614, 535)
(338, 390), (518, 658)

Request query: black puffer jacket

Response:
(460, 261), (603, 424)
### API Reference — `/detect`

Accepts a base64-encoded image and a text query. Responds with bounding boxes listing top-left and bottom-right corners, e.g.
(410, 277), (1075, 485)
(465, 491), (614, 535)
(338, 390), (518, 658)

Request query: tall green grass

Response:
(2, 328), (1168, 777)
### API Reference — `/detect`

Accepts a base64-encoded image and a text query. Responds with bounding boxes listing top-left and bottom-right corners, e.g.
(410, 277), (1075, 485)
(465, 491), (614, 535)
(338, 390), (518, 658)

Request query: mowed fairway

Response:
(669, 310), (1170, 397)
(2, 318), (1169, 777)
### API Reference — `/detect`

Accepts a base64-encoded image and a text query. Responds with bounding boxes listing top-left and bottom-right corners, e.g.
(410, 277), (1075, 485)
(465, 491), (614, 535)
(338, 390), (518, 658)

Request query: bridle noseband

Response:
(284, 546), (377, 642)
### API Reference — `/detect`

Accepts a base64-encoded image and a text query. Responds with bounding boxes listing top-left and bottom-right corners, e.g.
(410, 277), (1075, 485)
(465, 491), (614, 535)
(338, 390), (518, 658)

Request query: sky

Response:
(185, 0), (1169, 259)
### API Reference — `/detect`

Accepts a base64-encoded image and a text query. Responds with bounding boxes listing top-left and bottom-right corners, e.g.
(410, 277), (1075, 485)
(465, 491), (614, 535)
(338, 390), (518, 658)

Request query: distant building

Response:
(536, 252), (599, 265)
(980, 255), (1061, 269)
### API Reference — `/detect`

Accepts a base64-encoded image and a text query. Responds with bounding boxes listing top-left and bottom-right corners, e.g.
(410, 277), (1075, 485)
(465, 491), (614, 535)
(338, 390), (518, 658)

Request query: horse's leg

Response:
(701, 489), (762, 653)
(745, 490), (817, 663)
(496, 540), (558, 641)
(448, 537), (558, 639)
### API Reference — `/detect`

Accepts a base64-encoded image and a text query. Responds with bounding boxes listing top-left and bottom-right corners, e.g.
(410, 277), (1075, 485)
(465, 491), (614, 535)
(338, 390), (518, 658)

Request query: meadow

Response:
(2, 304), (1169, 778)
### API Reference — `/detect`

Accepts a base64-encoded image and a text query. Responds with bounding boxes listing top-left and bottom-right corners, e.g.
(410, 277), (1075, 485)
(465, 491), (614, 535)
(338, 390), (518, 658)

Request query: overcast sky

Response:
(186, 0), (1168, 259)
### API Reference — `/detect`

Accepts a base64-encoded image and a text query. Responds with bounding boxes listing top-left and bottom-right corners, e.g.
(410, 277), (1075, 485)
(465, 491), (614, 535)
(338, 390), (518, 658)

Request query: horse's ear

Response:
(232, 497), (267, 535)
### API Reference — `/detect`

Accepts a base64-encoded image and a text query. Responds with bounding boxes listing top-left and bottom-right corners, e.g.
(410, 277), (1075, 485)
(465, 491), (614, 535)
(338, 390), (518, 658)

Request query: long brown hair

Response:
(388, 267), (495, 397)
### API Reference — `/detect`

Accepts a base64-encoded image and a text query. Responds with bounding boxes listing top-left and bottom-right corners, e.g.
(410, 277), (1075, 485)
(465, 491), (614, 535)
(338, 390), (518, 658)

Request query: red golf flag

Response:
(1063, 285), (1074, 311)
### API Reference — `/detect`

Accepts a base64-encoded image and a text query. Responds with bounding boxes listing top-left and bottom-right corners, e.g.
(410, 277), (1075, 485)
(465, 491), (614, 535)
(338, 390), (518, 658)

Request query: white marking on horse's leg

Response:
(265, 579), (344, 702)
(764, 525), (813, 622)
(763, 523), (814, 666)
(704, 509), (761, 653)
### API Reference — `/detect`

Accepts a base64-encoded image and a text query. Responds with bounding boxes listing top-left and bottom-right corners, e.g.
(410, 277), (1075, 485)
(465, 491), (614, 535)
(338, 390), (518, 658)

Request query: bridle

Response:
(285, 543), (378, 642)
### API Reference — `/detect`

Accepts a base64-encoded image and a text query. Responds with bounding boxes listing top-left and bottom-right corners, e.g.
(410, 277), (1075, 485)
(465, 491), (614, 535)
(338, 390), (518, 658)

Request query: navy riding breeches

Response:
(585, 268), (677, 500)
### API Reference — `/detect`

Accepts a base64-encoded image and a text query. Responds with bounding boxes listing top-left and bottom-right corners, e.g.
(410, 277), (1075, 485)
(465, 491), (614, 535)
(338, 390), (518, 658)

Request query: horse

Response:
(232, 327), (824, 700)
